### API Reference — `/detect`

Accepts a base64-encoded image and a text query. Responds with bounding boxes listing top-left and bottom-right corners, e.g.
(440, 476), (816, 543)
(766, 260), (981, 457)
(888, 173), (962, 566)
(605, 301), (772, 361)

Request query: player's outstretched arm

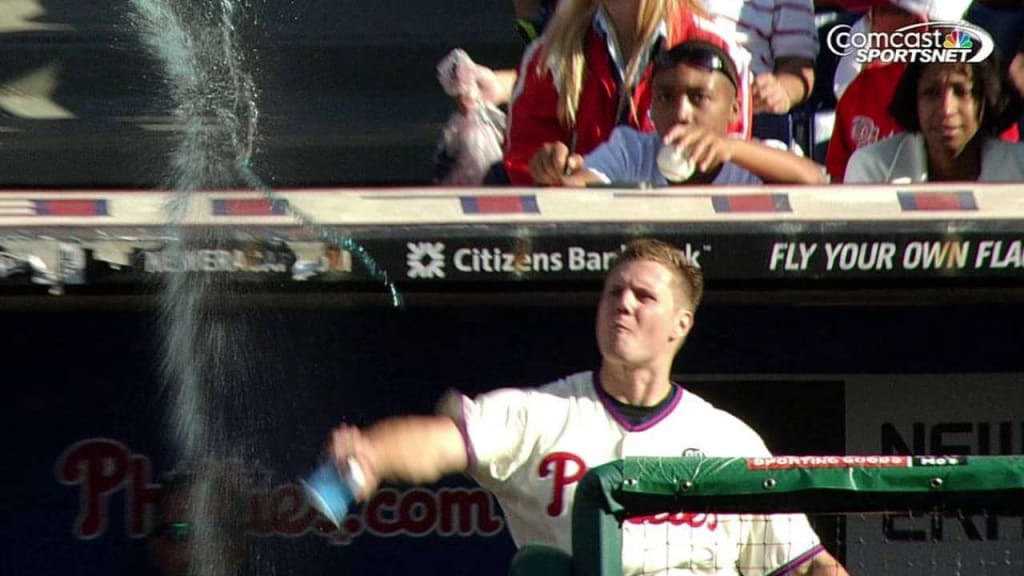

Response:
(330, 416), (468, 500)
(726, 138), (825, 184)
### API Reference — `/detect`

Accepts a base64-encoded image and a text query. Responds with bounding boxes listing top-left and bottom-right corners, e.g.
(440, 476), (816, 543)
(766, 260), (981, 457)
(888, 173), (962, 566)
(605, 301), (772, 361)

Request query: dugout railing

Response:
(568, 455), (1024, 576)
(4, 185), (1024, 302)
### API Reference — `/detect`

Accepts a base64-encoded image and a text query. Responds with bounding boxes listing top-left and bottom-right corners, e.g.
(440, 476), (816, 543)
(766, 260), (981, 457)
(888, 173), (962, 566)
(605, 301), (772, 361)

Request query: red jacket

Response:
(503, 13), (751, 185)
(827, 62), (1019, 182)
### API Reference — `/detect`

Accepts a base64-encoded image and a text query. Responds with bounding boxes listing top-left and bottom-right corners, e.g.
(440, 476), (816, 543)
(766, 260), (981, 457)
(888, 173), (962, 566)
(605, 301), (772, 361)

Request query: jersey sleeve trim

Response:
(766, 544), (826, 576)
(437, 390), (478, 470)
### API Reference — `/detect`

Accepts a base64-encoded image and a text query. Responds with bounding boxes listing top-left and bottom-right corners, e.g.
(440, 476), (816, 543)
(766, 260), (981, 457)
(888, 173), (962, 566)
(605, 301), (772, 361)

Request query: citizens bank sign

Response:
(827, 21), (995, 64)
(404, 242), (705, 279)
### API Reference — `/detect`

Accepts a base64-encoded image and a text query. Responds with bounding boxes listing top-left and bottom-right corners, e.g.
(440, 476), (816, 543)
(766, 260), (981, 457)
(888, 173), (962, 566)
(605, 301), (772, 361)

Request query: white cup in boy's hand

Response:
(657, 144), (695, 182)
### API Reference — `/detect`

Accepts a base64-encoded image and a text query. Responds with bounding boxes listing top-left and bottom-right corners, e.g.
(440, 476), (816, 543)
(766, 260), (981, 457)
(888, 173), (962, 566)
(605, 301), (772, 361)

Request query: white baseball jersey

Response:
(441, 371), (823, 576)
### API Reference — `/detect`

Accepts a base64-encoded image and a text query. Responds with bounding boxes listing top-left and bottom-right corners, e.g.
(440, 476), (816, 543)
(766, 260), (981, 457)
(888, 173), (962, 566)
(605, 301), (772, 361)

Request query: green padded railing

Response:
(571, 455), (1024, 576)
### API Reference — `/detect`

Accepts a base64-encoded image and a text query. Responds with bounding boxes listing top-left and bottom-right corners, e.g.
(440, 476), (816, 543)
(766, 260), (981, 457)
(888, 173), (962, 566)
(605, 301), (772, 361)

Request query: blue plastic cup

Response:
(301, 459), (361, 527)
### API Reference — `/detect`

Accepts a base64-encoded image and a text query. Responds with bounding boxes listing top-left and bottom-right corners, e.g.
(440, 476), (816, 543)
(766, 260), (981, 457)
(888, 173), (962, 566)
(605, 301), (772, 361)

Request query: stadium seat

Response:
(800, 8), (866, 162)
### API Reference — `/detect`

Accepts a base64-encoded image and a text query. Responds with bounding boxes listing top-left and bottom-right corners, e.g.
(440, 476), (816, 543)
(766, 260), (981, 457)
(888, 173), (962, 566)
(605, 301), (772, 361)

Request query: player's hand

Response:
(329, 424), (379, 501)
(752, 73), (793, 115)
(528, 141), (582, 185)
(662, 124), (735, 174)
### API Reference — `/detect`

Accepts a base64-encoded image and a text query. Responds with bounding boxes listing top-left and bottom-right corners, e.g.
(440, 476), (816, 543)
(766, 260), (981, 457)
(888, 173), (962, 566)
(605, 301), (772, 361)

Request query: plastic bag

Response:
(433, 49), (507, 186)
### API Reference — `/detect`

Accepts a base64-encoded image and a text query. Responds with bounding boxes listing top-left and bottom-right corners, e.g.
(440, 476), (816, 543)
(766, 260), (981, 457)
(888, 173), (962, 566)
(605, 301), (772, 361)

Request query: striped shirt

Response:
(703, 0), (818, 74)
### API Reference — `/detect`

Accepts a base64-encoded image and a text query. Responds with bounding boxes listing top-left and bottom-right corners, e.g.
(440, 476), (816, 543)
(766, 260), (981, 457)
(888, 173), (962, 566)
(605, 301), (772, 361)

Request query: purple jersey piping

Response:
(593, 370), (683, 432)
(768, 545), (826, 576)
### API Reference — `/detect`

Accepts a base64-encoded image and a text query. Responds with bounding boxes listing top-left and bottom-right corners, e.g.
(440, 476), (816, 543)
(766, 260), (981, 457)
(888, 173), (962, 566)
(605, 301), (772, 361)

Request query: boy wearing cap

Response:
(559, 40), (825, 186)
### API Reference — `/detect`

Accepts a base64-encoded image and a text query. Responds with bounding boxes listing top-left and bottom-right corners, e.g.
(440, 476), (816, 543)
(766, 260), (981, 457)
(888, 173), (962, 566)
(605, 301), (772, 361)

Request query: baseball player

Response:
(329, 238), (848, 576)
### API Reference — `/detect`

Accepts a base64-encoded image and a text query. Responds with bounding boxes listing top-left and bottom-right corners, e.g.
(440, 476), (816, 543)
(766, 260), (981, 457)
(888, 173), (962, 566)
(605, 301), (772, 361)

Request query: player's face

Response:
(916, 64), (981, 159)
(650, 63), (738, 138)
(596, 259), (691, 367)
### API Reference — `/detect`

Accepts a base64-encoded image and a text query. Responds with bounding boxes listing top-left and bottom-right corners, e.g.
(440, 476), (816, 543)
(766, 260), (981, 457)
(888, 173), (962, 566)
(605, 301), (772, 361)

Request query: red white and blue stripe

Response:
(712, 193), (792, 213)
(898, 191), (977, 212)
(211, 198), (289, 216)
(459, 195), (539, 215)
(0, 198), (109, 217)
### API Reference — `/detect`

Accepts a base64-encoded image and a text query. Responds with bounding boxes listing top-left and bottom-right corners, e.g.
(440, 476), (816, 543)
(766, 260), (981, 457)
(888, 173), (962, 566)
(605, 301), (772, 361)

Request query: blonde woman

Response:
(505, 0), (752, 185)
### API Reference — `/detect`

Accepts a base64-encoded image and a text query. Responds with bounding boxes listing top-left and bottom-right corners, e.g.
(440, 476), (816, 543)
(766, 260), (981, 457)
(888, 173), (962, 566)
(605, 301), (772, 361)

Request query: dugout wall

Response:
(3, 186), (1023, 576)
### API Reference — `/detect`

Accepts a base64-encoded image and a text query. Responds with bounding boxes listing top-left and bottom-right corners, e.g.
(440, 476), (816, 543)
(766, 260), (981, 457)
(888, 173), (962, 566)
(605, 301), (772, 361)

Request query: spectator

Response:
(702, 0), (819, 115)
(965, 1), (1024, 70)
(1011, 34), (1024, 134)
(845, 59), (1024, 182)
(435, 2), (557, 129)
(505, 0), (753, 186)
(508, 0), (823, 113)
(434, 1), (557, 185)
(967, 3), (1024, 134)
(1011, 36), (1024, 100)
(513, 0), (560, 44)
(556, 40), (825, 186)
(823, 0), (1006, 182)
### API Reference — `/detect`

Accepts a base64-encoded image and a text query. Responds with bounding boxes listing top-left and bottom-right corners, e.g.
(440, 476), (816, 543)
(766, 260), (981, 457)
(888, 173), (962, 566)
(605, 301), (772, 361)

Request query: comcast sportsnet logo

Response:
(826, 21), (995, 64)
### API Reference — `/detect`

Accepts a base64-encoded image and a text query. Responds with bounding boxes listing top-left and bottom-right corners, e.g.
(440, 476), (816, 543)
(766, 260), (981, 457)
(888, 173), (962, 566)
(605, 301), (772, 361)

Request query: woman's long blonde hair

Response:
(538, 0), (706, 126)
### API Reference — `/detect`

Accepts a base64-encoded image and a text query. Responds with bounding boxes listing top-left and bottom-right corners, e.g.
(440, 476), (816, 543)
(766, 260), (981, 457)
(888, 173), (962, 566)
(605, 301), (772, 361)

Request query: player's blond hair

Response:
(613, 238), (704, 310)
(538, 0), (706, 127)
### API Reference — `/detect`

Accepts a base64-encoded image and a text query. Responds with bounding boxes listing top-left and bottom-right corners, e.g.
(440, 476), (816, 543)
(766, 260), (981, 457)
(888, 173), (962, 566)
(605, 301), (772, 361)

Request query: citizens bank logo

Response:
(826, 21), (994, 64)
(406, 242), (446, 279)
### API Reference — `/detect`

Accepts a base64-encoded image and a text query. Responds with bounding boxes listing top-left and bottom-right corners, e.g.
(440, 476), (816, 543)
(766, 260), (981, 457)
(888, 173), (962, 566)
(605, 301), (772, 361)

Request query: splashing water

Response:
(131, 0), (259, 457)
(128, 3), (272, 575)
(128, 1), (402, 573)
(130, 0), (402, 308)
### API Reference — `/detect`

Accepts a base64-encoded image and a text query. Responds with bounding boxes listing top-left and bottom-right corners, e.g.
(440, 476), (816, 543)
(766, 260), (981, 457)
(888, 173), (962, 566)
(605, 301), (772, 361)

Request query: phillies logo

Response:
(850, 115), (881, 149)
(56, 438), (158, 539)
(539, 452), (587, 516)
(538, 452), (718, 529)
(55, 438), (504, 544)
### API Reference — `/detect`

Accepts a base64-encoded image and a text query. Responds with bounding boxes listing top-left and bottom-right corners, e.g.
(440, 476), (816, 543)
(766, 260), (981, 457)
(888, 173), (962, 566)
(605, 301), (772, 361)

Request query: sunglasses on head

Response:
(654, 44), (738, 89)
